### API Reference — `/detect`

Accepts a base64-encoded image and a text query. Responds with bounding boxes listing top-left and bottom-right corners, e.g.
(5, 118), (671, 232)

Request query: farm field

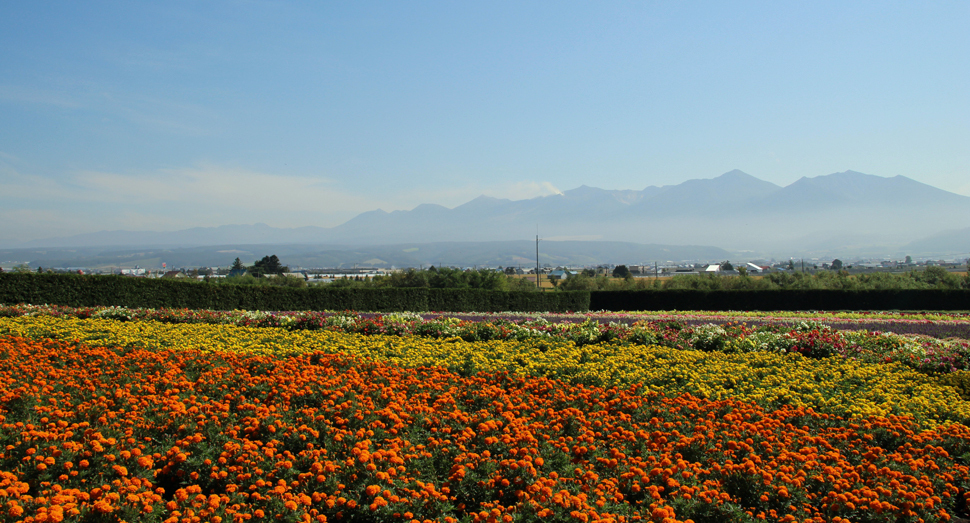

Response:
(4, 305), (970, 374)
(2, 307), (970, 522)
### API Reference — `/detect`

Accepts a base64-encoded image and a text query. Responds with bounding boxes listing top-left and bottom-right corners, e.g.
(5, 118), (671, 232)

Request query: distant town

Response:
(3, 255), (967, 282)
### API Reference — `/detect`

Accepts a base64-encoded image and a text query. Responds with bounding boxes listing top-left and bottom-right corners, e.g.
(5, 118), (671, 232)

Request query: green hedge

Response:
(0, 273), (589, 312)
(7, 274), (965, 312)
(589, 289), (970, 311)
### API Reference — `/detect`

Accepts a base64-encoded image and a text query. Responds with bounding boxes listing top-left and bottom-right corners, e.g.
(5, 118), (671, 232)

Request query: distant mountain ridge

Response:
(9, 170), (970, 258)
(318, 170), (970, 252)
(902, 227), (970, 257)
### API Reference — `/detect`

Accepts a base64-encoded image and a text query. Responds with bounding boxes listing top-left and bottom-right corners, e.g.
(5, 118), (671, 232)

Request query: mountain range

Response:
(5, 170), (970, 265)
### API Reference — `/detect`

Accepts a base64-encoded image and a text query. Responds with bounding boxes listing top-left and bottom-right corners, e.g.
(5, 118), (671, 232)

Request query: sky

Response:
(2, 1), (969, 243)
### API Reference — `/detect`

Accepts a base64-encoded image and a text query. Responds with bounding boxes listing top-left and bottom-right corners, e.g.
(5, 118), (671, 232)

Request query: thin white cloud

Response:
(0, 84), (83, 109)
(0, 82), (215, 136)
(483, 181), (563, 200)
(0, 169), (77, 199)
(1, 164), (381, 236)
(99, 92), (216, 136)
(73, 165), (375, 216)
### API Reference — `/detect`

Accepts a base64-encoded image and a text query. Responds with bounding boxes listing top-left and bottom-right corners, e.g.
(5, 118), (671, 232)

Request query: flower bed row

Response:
(1, 335), (969, 523)
(2, 304), (969, 375)
(6, 304), (970, 331)
(3, 316), (969, 428)
(426, 312), (970, 343)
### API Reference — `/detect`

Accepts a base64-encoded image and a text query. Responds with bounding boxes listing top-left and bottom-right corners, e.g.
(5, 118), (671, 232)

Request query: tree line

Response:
(557, 265), (970, 291)
(216, 257), (969, 292)
(329, 266), (538, 291)
(208, 256), (306, 288)
(218, 261), (538, 291)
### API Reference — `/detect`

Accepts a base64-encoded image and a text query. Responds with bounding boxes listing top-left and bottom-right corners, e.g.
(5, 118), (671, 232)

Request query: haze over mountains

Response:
(0, 242), (733, 270)
(6, 170), (970, 266)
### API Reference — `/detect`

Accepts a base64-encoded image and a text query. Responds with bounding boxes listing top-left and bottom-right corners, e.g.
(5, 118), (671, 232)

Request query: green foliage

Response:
(589, 288), (970, 311)
(214, 273), (306, 288)
(6, 267), (967, 314)
(689, 323), (728, 352)
(372, 268), (429, 288)
(507, 276), (539, 291)
(556, 272), (662, 292)
(558, 273), (599, 291)
(612, 265), (631, 278)
(223, 273), (259, 285)
(326, 277), (369, 288)
(369, 267), (511, 290)
(966, 259), (970, 290)
(660, 268), (968, 292)
(249, 254), (286, 277)
(910, 266), (962, 288)
(662, 273), (772, 291)
(0, 272), (586, 312)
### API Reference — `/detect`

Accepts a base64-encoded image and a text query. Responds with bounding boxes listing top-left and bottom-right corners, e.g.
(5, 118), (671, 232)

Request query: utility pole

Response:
(536, 228), (541, 290)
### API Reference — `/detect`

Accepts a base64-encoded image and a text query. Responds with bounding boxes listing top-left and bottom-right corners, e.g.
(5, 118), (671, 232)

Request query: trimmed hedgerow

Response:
(0, 273), (589, 312)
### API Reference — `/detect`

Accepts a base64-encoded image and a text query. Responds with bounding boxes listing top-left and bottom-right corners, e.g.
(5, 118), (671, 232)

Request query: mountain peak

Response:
(823, 170), (872, 178)
(412, 203), (448, 211)
(454, 195), (510, 211)
(713, 170), (781, 188)
(563, 185), (603, 196)
(775, 170), (970, 208)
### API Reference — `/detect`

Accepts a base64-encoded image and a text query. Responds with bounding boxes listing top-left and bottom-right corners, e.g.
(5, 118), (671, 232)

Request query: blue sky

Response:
(2, 1), (968, 242)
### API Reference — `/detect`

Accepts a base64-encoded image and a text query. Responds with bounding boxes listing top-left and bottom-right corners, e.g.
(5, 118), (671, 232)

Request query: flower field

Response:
(2, 309), (970, 522)
(2, 305), (970, 374)
(2, 315), (970, 427)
